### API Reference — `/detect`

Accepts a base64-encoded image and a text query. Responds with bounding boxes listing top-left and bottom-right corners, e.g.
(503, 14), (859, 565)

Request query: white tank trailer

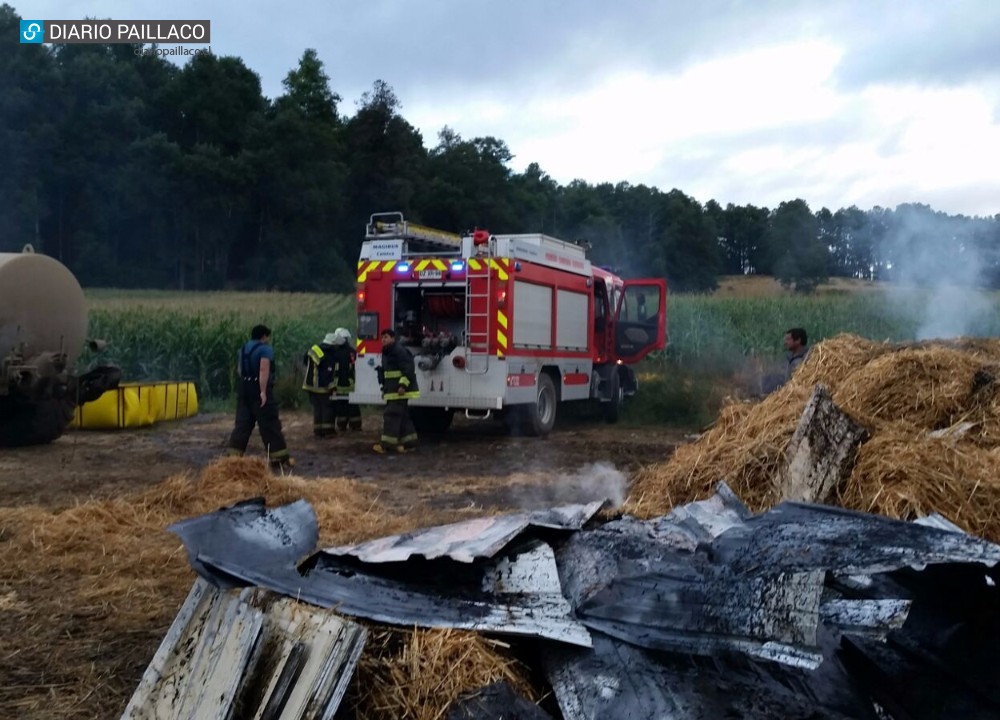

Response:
(0, 246), (120, 446)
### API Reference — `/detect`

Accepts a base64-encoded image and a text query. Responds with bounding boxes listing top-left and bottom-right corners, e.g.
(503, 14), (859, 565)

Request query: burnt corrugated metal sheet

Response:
(555, 486), (1000, 669)
(321, 501), (604, 563)
(167, 498), (318, 590)
(839, 561), (1000, 718)
(709, 501), (1000, 575)
(157, 482), (1000, 720)
(169, 501), (592, 646)
(649, 480), (752, 549)
(555, 510), (827, 668)
(544, 632), (878, 720)
(193, 543), (592, 646)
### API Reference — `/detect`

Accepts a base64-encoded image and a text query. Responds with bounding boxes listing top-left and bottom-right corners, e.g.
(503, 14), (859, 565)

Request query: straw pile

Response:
(349, 627), (540, 720)
(0, 458), (534, 720)
(628, 334), (1000, 542)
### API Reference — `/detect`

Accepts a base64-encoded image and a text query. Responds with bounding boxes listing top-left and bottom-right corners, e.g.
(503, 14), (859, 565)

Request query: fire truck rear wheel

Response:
(410, 407), (454, 436)
(524, 373), (557, 437)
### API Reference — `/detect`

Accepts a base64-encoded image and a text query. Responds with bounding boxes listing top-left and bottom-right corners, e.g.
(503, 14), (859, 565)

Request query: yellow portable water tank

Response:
(71, 381), (199, 430)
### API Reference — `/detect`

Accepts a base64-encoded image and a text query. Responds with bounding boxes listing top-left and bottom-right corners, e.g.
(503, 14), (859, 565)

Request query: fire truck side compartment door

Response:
(613, 279), (666, 364)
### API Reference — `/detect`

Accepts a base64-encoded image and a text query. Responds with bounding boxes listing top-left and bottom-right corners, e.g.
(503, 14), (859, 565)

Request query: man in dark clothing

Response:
(784, 327), (810, 379)
(227, 324), (294, 471)
(373, 328), (419, 454)
(329, 327), (363, 432)
(302, 332), (339, 437)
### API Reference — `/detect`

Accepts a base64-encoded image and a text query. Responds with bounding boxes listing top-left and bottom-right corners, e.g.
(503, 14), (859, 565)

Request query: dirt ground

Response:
(0, 409), (686, 719)
(1, 410), (686, 513)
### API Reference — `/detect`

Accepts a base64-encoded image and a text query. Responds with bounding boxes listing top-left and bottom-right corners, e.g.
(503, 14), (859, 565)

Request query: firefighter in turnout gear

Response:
(227, 324), (294, 471)
(302, 333), (339, 437)
(373, 328), (419, 453)
(329, 327), (363, 432)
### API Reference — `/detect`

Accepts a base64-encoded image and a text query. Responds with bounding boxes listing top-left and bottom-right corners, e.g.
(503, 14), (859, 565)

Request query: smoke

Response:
(503, 461), (628, 510)
(882, 206), (995, 341)
(912, 284), (993, 341)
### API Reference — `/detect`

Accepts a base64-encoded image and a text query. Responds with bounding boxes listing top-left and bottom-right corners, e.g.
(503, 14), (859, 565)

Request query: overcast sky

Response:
(19, 0), (1000, 217)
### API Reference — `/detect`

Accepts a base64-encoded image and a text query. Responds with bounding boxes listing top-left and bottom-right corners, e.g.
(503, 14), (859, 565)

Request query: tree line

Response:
(3, 4), (999, 293)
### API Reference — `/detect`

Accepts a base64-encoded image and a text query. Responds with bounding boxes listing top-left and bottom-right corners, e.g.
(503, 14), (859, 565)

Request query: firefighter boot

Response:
(372, 443), (387, 454)
(270, 457), (296, 474)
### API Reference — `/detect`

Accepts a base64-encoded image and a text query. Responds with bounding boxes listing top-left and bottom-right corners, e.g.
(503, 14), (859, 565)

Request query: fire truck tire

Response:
(603, 369), (624, 424)
(524, 373), (558, 437)
(410, 407), (454, 436)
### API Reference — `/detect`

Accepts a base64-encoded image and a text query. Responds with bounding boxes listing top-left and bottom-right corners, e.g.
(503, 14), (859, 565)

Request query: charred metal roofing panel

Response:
(710, 501), (1000, 575)
(544, 633), (875, 720)
(167, 498), (319, 589)
(197, 547), (593, 646)
(321, 501), (604, 563)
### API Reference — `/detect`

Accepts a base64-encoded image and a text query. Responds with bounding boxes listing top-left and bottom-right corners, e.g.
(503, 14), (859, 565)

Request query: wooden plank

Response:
(777, 384), (870, 503)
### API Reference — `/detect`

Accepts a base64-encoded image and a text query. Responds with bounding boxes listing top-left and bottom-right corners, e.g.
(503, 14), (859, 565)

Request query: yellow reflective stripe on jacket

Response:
(385, 390), (420, 400)
(383, 370), (402, 378)
(307, 345), (324, 363)
(398, 377), (410, 387)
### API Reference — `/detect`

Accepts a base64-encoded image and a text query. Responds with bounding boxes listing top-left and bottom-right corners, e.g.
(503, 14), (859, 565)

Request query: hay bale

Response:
(790, 334), (889, 390)
(830, 347), (992, 430)
(843, 428), (1000, 543)
(627, 334), (1000, 532)
(628, 381), (812, 516)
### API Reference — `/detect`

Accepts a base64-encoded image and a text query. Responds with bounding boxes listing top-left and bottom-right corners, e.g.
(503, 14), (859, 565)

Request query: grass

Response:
(78, 285), (1000, 425)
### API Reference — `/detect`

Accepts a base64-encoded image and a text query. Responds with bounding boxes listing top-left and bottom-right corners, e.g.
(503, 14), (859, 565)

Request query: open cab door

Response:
(613, 279), (667, 363)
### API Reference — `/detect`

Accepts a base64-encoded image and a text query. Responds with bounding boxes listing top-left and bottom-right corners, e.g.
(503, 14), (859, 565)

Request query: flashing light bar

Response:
(396, 263), (411, 273)
(450, 261), (464, 271)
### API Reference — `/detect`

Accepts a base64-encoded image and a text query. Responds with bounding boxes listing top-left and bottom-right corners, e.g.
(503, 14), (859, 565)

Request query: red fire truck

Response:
(350, 212), (667, 436)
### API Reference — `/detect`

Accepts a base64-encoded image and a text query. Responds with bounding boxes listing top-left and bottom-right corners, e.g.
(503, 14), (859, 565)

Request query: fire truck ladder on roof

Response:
(463, 237), (495, 375)
(365, 211), (463, 254)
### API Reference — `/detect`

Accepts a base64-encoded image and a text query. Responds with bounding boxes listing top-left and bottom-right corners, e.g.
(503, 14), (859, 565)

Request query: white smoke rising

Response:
(504, 461), (628, 510)
(883, 207), (994, 341)
(912, 284), (993, 341)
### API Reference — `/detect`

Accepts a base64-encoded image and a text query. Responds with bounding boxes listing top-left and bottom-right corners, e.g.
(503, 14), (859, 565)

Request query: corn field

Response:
(79, 291), (356, 401)
(654, 292), (1000, 372)
(78, 289), (1000, 401)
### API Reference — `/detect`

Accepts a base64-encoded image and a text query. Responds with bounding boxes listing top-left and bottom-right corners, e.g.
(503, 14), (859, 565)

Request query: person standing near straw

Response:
(784, 327), (810, 379)
(227, 324), (294, 471)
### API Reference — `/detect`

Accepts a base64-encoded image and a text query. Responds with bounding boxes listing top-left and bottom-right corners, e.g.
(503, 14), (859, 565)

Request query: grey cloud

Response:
(28, 0), (1000, 99)
(828, 2), (1000, 88)
(306, 0), (772, 107)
